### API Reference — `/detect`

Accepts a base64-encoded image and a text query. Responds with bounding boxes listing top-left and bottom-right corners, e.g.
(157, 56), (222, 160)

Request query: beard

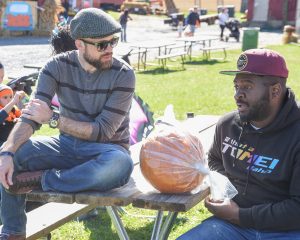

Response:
(83, 51), (113, 70)
(238, 90), (271, 123)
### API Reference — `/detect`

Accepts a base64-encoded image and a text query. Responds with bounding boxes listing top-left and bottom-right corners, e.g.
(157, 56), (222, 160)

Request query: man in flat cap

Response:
(178, 49), (300, 239)
(0, 8), (135, 239)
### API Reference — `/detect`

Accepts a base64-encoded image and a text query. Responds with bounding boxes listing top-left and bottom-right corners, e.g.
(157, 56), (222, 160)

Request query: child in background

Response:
(0, 84), (25, 147)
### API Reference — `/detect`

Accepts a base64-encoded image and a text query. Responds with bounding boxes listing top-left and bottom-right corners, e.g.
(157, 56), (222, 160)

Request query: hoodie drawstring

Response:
(242, 131), (261, 195)
(232, 123), (261, 196)
(233, 125), (245, 167)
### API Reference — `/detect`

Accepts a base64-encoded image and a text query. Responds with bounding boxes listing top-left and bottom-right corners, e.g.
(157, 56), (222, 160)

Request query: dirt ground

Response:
(0, 14), (283, 78)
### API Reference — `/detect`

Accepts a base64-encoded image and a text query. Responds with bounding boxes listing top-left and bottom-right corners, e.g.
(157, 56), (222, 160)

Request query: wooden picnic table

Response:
(176, 36), (219, 60)
(130, 42), (176, 70)
(24, 115), (221, 240)
(23, 64), (43, 71)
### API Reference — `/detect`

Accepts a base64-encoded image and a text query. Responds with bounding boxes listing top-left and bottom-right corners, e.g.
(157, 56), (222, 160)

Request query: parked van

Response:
(2, 1), (34, 32)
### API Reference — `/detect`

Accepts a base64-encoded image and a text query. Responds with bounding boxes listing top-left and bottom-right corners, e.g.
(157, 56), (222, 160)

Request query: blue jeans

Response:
(177, 217), (300, 240)
(121, 24), (127, 42)
(1, 134), (133, 235)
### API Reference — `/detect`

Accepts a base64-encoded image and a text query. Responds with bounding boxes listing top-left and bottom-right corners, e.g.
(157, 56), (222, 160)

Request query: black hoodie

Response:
(208, 88), (300, 231)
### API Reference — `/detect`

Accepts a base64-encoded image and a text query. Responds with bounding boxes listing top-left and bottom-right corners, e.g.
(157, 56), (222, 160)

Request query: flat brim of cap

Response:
(219, 70), (256, 75)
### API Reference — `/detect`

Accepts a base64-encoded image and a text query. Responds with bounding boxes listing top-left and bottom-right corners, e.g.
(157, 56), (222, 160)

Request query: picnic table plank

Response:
(74, 177), (139, 206)
(26, 191), (75, 204)
(130, 165), (210, 212)
(183, 115), (220, 134)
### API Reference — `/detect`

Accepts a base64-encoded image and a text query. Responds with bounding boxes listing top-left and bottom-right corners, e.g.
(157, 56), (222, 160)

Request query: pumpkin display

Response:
(140, 123), (207, 193)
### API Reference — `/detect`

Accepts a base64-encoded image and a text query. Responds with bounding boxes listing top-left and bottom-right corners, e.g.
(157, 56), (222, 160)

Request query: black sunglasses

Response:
(81, 37), (119, 52)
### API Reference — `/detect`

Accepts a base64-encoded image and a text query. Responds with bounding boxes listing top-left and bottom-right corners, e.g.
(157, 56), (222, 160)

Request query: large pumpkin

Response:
(140, 125), (206, 193)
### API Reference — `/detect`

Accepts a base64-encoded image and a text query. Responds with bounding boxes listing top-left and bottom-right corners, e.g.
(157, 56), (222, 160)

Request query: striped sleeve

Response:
(20, 57), (61, 131)
(94, 68), (135, 142)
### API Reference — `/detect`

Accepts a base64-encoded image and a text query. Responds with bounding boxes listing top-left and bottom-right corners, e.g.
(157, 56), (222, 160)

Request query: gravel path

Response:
(0, 15), (283, 78)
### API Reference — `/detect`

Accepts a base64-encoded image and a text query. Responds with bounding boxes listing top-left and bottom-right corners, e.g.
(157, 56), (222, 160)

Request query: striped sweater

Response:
(22, 50), (136, 150)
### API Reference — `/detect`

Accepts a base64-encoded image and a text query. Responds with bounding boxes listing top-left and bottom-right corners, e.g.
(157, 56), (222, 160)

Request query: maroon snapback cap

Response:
(220, 49), (289, 78)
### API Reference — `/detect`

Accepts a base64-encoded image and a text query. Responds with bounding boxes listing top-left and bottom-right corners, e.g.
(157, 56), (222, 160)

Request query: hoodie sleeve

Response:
(208, 118), (226, 175)
(239, 151), (300, 231)
(0, 109), (8, 123)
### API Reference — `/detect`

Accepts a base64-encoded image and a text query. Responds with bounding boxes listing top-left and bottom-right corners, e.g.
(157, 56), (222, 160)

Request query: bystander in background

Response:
(218, 8), (229, 41)
(185, 7), (200, 37)
(119, 8), (132, 42)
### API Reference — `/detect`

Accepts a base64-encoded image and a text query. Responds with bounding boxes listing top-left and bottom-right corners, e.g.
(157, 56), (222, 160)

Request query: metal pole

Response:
(150, 211), (164, 240)
(296, 0), (300, 35)
(158, 212), (178, 240)
(106, 206), (130, 240)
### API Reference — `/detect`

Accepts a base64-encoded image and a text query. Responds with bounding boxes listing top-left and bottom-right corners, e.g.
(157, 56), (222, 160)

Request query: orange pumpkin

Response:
(140, 126), (206, 193)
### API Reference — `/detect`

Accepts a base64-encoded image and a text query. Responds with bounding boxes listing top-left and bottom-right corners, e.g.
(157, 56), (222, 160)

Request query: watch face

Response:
(49, 119), (58, 128)
(49, 110), (60, 128)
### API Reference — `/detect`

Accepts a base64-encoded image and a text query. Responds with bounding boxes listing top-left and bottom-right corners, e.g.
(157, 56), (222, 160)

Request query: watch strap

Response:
(0, 151), (14, 158)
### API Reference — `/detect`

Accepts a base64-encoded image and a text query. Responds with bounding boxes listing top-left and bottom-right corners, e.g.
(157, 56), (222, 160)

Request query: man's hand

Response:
(205, 197), (240, 225)
(0, 155), (14, 189)
(21, 99), (52, 124)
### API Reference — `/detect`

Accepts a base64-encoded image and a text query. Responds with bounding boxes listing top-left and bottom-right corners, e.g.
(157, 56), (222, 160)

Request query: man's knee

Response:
(177, 217), (235, 240)
(93, 150), (133, 188)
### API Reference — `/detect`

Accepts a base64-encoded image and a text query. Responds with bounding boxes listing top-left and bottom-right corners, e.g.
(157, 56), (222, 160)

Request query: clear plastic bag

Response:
(208, 171), (238, 201)
(139, 105), (238, 199)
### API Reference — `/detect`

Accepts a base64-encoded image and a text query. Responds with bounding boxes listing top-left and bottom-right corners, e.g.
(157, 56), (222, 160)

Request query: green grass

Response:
(35, 44), (300, 239)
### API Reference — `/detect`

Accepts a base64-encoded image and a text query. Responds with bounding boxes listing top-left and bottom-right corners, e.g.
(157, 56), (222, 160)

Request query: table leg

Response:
(190, 41), (193, 59)
(187, 44), (192, 61)
(151, 210), (164, 240)
(137, 47), (141, 71)
(159, 212), (178, 240)
(150, 211), (178, 240)
(106, 206), (130, 240)
(158, 47), (162, 65)
(143, 50), (147, 70)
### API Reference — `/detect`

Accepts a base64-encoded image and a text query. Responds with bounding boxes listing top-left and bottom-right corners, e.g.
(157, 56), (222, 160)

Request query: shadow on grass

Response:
(137, 67), (186, 75)
(185, 59), (228, 66)
(81, 208), (189, 240)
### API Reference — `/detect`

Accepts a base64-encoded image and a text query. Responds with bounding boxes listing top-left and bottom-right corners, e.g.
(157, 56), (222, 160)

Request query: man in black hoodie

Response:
(178, 49), (300, 239)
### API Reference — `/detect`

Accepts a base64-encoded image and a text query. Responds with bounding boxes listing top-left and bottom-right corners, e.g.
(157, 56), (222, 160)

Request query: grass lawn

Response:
(34, 44), (300, 239)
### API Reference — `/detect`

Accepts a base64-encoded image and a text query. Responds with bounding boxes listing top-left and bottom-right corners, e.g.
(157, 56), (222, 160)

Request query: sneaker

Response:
(0, 233), (25, 240)
(8, 171), (43, 194)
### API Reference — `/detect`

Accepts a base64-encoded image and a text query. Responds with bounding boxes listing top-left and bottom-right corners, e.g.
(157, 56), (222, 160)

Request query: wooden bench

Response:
(26, 203), (97, 240)
(199, 46), (227, 61)
(199, 14), (218, 25)
(3, 115), (220, 240)
(0, 202), (96, 240)
(156, 51), (187, 69)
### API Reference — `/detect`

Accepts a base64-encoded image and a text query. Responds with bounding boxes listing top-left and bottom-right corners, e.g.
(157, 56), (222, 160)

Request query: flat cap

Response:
(70, 8), (121, 39)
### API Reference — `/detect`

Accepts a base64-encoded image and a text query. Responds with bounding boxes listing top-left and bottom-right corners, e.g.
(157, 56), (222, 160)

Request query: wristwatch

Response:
(49, 109), (60, 129)
(0, 151), (14, 158)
